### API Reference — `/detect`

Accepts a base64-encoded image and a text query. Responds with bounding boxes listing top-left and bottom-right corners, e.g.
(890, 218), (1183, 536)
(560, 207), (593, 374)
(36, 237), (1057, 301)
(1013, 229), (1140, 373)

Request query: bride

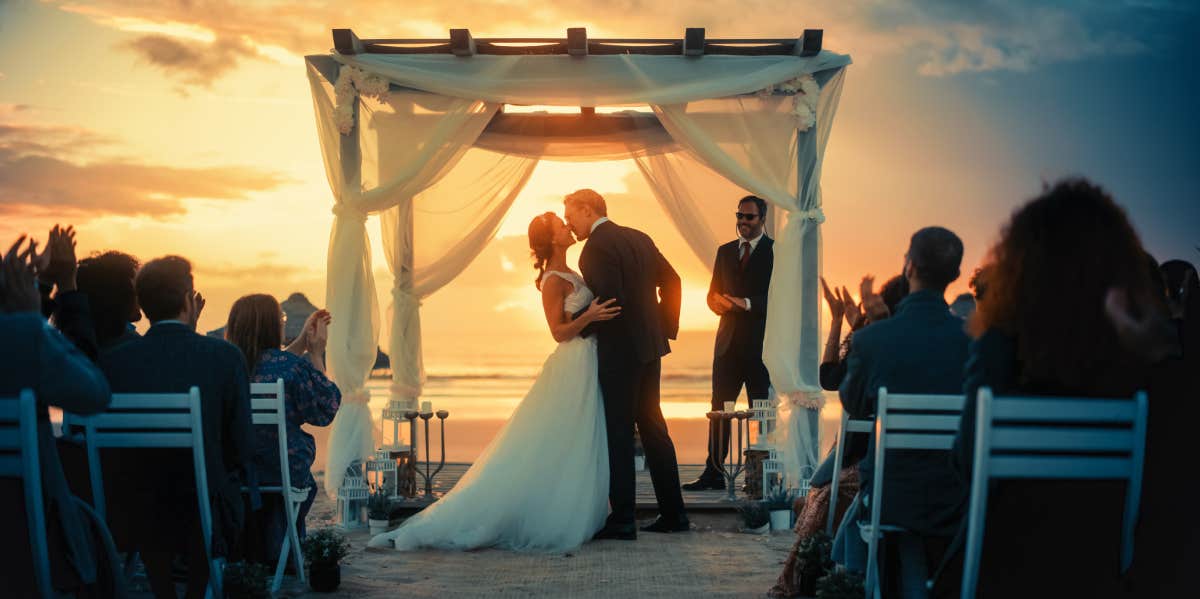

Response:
(368, 212), (620, 552)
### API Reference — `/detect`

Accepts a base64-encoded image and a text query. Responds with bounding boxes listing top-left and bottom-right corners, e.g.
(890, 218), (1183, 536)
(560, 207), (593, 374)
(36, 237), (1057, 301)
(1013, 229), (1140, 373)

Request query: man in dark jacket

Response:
(685, 195), (774, 491)
(565, 188), (688, 539)
(837, 227), (969, 594)
(100, 256), (256, 597)
(1, 234), (112, 596)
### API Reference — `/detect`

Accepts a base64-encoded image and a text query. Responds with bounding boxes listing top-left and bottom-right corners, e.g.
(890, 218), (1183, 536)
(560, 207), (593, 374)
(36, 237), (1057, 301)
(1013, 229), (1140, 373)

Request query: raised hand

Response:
(822, 276), (845, 322)
(187, 290), (206, 330)
(841, 286), (863, 329)
(308, 309), (331, 355)
(42, 225), (78, 291)
(585, 298), (621, 322)
(1, 235), (40, 314)
(1104, 288), (1178, 363)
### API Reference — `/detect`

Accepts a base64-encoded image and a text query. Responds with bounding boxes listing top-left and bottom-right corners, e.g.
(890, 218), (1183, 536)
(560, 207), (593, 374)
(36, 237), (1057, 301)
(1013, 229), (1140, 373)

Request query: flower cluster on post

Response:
(333, 66), (392, 135)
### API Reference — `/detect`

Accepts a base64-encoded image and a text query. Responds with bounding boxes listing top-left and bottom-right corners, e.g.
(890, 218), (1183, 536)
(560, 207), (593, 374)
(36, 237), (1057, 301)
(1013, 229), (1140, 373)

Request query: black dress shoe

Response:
(681, 477), (725, 491)
(592, 524), (637, 541)
(640, 515), (691, 533)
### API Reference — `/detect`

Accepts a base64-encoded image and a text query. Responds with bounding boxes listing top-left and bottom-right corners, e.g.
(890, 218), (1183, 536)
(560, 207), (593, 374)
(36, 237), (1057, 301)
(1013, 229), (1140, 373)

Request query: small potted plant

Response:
(815, 566), (865, 599)
(367, 487), (390, 535)
(764, 486), (795, 531)
(222, 561), (270, 599)
(795, 532), (835, 596)
(737, 500), (771, 535)
(302, 528), (351, 592)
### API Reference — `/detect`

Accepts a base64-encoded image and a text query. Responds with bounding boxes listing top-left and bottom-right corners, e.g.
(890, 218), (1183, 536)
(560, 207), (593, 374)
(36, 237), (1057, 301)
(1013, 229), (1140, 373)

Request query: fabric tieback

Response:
(331, 203), (368, 224)
(739, 241), (751, 270)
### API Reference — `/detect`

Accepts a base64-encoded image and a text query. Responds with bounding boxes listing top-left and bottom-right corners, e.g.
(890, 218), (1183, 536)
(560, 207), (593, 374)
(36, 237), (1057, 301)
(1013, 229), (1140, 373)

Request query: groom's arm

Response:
(655, 248), (681, 340)
(575, 240), (622, 337)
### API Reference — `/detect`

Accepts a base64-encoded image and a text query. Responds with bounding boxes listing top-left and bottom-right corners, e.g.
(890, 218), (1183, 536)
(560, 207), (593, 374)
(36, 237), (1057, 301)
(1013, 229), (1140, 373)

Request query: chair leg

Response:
(272, 540), (288, 593)
(290, 499), (307, 584)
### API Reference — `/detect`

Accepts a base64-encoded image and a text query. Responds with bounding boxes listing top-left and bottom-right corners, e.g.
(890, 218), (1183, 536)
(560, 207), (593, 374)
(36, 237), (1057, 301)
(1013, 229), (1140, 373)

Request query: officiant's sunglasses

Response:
(735, 212), (760, 221)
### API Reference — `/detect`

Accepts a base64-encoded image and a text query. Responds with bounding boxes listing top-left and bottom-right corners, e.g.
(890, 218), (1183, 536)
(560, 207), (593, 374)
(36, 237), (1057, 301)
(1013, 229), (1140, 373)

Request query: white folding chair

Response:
(828, 410), (875, 535)
(247, 379), (307, 592)
(959, 387), (1148, 598)
(72, 387), (223, 598)
(1, 390), (53, 597)
(861, 388), (965, 598)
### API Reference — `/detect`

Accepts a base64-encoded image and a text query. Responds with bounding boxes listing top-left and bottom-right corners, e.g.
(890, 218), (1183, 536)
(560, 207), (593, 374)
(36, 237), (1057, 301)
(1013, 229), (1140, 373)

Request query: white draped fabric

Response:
(333, 52), (851, 107)
(305, 50), (850, 496)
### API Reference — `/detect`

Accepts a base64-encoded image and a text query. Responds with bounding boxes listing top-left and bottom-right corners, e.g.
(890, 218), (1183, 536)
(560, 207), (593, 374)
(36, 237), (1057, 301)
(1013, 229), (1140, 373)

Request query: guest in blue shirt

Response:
(225, 294), (340, 559)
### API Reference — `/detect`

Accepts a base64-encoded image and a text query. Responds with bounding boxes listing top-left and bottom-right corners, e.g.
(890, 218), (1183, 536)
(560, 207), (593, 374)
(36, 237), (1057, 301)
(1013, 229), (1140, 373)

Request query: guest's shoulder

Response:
(0, 312), (46, 338)
(718, 239), (739, 253)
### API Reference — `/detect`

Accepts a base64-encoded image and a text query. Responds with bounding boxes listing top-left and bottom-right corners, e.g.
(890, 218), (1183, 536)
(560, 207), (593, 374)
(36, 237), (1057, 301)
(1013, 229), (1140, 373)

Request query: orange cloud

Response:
(0, 121), (289, 217)
(123, 34), (261, 87)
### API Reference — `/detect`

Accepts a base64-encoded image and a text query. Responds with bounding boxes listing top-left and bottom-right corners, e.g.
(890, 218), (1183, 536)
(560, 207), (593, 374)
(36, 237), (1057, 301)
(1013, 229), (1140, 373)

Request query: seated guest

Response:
(819, 274), (909, 391)
(0, 235), (112, 596)
(948, 179), (1171, 598)
(834, 227), (969, 595)
(100, 256), (256, 599)
(224, 294), (340, 562)
(76, 251), (142, 352)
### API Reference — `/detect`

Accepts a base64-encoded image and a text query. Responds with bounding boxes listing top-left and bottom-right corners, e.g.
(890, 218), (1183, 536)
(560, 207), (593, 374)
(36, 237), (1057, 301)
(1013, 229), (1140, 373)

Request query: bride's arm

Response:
(542, 276), (620, 342)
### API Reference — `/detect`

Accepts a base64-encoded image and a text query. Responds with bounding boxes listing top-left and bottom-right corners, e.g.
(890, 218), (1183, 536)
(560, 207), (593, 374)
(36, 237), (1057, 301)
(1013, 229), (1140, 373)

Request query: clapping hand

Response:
(707, 291), (734, 315)
(860, 275), (890, 323)
(1104, 288), (1178, 363)
(842, 286), (864, 329)
(0, 235), (40, 314)
(304, 309), (332, 355)
(187, 290), (206, 330)
(822, 277), (845, 322)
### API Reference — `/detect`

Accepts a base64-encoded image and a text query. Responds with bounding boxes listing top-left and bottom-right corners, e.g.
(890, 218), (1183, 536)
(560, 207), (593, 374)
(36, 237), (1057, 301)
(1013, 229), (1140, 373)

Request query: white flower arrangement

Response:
(757, 74), (820, 132)
(332, 65), (392, 135)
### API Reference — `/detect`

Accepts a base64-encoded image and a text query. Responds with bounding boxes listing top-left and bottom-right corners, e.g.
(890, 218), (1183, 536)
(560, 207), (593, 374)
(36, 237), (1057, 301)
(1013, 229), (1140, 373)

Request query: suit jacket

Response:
(839, 289), (969, 536)
(710, 236), (773, 358)
(0, 312), (111, 592)
(99, 322), (256, 554)
(579, 220), (681, 367)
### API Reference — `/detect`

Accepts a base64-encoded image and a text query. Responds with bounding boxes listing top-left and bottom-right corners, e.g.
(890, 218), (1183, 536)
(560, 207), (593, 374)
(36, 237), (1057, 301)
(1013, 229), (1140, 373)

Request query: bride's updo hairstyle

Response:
(528, 211), (556, 290)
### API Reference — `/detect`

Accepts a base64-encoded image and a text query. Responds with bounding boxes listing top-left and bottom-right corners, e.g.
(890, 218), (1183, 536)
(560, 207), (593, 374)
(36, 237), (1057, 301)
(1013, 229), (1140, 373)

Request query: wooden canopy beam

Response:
(345, 31), (826, 56)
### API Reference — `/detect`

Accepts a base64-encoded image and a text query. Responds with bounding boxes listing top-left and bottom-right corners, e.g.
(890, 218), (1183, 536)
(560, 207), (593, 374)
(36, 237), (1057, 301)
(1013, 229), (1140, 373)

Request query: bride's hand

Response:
(584, 298), (621, 322)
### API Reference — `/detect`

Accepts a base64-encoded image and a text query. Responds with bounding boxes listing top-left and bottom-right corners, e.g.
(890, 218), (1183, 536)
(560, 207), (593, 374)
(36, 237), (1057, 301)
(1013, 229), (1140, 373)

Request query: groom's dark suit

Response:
(579, 219), (687, 526)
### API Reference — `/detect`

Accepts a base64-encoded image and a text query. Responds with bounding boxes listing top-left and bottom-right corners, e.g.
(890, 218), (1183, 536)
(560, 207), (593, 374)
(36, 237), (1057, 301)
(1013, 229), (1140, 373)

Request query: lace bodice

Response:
(542, 270), (594, 314)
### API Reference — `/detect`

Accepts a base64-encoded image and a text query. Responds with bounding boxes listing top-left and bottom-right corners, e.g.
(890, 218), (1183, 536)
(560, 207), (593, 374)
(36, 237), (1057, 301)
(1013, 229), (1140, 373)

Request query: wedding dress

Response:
(368, 270), (609, 552)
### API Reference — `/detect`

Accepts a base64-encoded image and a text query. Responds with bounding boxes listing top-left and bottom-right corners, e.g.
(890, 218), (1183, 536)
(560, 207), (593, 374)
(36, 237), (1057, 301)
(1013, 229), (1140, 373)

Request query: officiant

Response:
(684, 196), (774, 491)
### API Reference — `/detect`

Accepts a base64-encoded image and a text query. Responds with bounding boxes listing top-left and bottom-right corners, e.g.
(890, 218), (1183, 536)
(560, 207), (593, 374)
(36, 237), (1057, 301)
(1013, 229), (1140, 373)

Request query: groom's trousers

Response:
(600, 357), (686, 526)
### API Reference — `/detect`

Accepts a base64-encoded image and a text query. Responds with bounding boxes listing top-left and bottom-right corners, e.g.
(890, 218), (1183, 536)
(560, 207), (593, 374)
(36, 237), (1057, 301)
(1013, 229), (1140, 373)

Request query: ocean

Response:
(349, 330), (843, 466)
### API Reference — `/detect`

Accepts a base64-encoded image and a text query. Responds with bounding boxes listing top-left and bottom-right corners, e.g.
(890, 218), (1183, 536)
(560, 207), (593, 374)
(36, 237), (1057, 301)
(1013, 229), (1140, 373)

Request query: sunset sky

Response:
(1, 0), (1197, 341)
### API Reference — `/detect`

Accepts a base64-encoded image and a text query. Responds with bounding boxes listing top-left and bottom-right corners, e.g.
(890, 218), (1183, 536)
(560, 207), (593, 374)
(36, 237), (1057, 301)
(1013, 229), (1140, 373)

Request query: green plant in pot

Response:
(737, 500), (771, 534)
(764, 487), (795, 531)
(302, 528), (351, 592)
(815, 566), (865, 599)
(795, 532), (835, 596)
(367, 487), (391, 535)
(223, 561), (270, 599)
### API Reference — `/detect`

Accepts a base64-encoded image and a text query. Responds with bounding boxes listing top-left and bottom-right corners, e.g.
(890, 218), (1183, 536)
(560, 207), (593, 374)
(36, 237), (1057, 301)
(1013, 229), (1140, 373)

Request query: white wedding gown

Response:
(368, 270), (609, 552)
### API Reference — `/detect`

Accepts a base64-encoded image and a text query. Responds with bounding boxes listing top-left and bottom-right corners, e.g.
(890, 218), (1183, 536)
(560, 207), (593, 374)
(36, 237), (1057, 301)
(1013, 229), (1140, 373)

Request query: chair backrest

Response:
(71, 388), (206, 521)
(826, 410), (874, 534)
(865, 389), (965, 595)
(960, 387), (1147, 598)
(0, 390), (52, 597)
(249, 379), (294, 492)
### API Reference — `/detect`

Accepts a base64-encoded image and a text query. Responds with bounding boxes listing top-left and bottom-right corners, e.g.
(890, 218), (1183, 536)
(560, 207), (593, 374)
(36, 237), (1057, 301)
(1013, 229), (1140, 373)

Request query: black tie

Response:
(739, 241), (751, 270)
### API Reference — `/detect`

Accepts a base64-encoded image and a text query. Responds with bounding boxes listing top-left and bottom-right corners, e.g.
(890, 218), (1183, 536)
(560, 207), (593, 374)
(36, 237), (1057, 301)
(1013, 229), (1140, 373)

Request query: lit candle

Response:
(723, 401), (735, 413)
(421, 400), (432, 414)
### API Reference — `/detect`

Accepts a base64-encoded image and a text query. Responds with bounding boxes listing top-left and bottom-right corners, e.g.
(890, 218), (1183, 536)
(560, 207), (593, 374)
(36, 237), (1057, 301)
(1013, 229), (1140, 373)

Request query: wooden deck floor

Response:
(395, 463), (747, 512)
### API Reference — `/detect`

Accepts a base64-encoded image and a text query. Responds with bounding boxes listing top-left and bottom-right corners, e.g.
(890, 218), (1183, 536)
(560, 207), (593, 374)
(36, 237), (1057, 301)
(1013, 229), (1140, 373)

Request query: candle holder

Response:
(415, 409), (449, 500)
(706, 410), (750, 502)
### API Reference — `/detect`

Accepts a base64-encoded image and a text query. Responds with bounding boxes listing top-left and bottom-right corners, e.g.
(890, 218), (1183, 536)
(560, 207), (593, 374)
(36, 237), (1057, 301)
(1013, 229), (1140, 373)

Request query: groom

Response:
(564, 189), (689, 540)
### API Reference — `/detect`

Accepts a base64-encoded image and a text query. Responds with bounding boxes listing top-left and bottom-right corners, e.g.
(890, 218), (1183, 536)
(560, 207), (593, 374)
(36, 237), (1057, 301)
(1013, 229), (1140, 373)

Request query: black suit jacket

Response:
(99, 322), (257, 554)
(579, 220), (681, 366)
(710, 236), (773, 358)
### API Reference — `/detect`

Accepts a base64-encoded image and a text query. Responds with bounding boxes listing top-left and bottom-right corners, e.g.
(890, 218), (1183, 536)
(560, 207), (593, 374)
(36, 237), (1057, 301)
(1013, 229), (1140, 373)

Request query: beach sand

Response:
(274, 482), (796, 598)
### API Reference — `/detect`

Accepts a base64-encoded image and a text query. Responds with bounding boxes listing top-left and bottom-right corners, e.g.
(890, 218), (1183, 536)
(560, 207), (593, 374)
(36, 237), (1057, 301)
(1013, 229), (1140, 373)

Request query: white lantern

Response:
(336, 461), (369, 529)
